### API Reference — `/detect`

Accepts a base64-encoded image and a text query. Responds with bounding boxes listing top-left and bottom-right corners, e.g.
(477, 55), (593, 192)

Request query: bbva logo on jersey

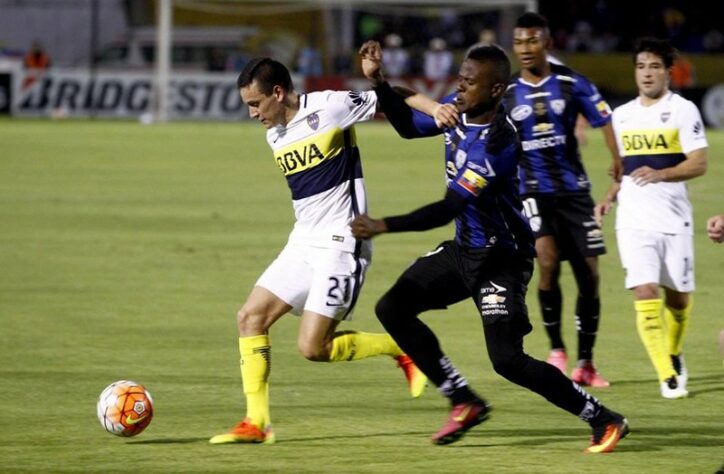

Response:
(621, 131), (674, 152)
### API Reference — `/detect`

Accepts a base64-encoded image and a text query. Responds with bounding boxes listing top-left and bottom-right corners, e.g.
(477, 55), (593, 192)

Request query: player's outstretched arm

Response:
(351, 189), (467, 240)
(359, 40), (457, 129)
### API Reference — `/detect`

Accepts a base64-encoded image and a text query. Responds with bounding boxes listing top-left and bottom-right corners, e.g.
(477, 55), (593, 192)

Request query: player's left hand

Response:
(433, 103), (459, 128)
(630, 166), (663, 186)
(359, 41), (383, 85)
(350, 213), (387, 239)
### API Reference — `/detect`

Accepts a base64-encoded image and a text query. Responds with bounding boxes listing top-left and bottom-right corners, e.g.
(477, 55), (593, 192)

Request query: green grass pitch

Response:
(1, 118), (722, 473)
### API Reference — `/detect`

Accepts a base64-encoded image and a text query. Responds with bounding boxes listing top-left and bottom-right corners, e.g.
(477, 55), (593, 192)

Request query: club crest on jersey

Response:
(550, 99), (565, 115)
(660, 111), (670, 123)
(511, 104), (532, 121)
(307, 113), (320, 130)
(454, 150), (467, 169)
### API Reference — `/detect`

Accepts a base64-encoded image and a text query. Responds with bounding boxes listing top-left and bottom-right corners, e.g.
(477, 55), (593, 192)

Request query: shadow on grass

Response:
(128, 437), (209, 445)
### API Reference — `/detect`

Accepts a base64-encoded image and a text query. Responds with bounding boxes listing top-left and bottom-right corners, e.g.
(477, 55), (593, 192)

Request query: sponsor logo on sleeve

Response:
(511, 104), (532, 121)
(596, 100), (611, 117)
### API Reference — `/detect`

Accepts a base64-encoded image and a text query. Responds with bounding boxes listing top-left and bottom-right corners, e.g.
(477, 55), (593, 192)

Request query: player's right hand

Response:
(593, 201), (613, 227)
(359, 41), (383, 84)
(350, 213), (387, 239)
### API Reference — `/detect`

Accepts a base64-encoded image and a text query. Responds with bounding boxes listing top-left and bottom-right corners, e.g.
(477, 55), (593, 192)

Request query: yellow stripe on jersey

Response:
(274, 127), (356, 176)
(620, 128), (682, 156)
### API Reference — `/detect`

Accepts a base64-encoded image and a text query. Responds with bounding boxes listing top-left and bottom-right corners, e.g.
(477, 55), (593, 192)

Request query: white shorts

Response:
(616, 228), (694, 292)
(255, 243), (371, 320)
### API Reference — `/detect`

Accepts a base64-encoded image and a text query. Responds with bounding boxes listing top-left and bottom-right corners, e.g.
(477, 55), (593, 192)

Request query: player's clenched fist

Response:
(707, 214), (724, 243)
(350, 213), (387, 239)
(359, 40), (384, 85)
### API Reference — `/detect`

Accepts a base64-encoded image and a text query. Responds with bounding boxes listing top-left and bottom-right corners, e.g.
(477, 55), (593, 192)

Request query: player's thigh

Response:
(304, 246), (369, 321)
(255, 244), (313, 316)
(660, 233), (695, 293)
(474, 254), (534, 335)
(557, 194), (606, 259)
(521, 195), (555, 239)
(237, 286), (293, 334)
(616, 228), (662, 289)
(393, 241), (470, 311)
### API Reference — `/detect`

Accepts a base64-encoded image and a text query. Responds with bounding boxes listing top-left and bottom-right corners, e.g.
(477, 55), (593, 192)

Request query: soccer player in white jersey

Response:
(210, 57), (427, 444)
(596, 38), (708, 399)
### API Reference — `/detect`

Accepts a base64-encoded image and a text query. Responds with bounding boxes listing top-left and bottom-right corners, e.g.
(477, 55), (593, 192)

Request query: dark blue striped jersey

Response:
(410, 96), (535, 255)
(503, 63), (612, 196)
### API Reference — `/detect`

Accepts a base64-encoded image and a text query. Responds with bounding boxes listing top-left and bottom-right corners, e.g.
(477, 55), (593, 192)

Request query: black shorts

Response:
(395, 241), (534, 333)
(521, 193), (606, 259)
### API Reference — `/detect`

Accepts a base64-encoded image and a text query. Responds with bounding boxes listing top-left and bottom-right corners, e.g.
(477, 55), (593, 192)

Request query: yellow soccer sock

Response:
(635, 299), (675, 382)
(328, 331), (403, 361)
(239, 335), (271, 428)
(664, 298), (692, 356)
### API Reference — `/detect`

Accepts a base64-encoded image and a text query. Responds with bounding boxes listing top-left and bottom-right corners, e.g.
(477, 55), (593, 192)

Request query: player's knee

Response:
(489, 352), (525, 380)
(297, 338), (328, 362)
(236, 306), (266, 334)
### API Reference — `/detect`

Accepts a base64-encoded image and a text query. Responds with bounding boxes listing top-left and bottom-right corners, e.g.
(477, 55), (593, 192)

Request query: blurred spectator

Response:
(206, 47), (227, 72)
(670, 54), (696, 90)
(296, 44), (323, 76)
(423, 37), (453, 81)
(478, 28), (496, 44)
(702, 28), (724, 52)
(566, 20), (594, 52)
(226, 45), (251, 72)
(23, 41), (51, 89)
(381, 33), (410, 78)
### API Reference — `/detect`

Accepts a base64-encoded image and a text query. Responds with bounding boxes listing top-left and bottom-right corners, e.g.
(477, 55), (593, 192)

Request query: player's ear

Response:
(491, 82), (505, 99)
(272, 84), (285, 102)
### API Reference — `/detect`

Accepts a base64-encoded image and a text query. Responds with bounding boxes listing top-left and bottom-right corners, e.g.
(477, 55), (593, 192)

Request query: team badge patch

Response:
(660, 111), (670, 123)
(550, 99), (565, 115)
(595, 100), (611, 117)
(454, 150), (467, 169)
(307, 113), (320, 130)
(456, 168), (487, 196)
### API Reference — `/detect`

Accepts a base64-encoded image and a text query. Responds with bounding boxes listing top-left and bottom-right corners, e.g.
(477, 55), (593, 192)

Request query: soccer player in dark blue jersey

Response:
(503, 12), (621, 387)
(352, 40), (628, 453)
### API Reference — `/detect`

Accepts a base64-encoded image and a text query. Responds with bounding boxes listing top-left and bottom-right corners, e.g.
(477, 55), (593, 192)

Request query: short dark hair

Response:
(633, 37), (677, 68)
(515, 12), (549, 31)
(237, 57), (293, 95)
(465, 43), (511, 85)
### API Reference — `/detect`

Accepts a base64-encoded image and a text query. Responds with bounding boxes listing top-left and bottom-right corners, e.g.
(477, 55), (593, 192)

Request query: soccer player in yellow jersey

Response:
(209, 58), (426, 444)
(596, 38), (708, 399)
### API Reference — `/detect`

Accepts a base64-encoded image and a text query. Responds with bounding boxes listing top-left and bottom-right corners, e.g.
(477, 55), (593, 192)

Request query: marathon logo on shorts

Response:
(479, 281), (509, 318)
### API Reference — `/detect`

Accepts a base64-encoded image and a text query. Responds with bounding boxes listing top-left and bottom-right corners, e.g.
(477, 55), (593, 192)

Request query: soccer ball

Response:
(96, 380), (154, 437)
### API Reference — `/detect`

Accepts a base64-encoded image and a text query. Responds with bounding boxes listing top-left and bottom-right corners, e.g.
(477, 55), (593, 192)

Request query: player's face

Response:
(512, 27), (549, 71)
(240, 80), (285, 129)
(455, 59), (503, 117)
(635, 52), (670, 101)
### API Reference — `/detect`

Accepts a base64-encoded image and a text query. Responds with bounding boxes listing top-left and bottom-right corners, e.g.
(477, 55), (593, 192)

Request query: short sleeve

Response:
(677, 100), (708, 154)
(572, 75), (612, 128)
(327, 90), (378, 129)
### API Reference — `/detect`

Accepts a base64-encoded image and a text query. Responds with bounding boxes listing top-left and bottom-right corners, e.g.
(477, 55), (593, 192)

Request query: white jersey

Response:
(612, 92), (708, 234)
(266, 90), (378, 252)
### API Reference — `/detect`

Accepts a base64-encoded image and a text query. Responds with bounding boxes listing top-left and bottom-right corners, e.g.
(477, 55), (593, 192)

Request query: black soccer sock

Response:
(575, 296), (600, 361)
(539, 287), (564, 350)
(376, 280), (478, 405)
